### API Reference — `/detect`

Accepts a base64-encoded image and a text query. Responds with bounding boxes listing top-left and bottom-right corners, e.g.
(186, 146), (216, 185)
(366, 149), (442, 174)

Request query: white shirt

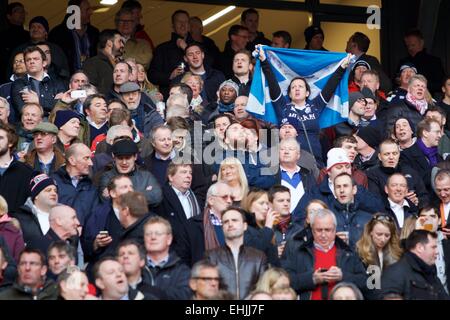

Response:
(113, 207), (120, 221)
(172, 186), (192, 219)
(280, 165), (305, 212)
(444, 202), (450, 222)
(328, 179), (336, 198)
(33, 205), (50, 235)
(388, 198), (409, 228)
(436, 231), (448, 293)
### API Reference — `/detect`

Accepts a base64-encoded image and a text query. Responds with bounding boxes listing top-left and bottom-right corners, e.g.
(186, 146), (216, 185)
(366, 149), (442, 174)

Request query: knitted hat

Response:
(356, 126), (382, 149)
(54, 110), (81, 129)
(399, 63), (418, 75)
(352, 60), (371, 71)
(219, 80), (239, 95)
(29, 16), (50, 33)
(393, 117), (416, 137)
(304, 26), (324, 44)
(361, 87), (377, 102)
(30, 173), (57, 201)
(349, 91), (365, 109)
(327, 148), (350, 171)
(280, 116), (300, 134)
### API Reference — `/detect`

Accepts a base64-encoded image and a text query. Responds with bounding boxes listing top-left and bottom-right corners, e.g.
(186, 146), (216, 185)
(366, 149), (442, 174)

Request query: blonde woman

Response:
(181, 72), (205, 113)
(255, 267), (291, 294)
(217, 157), (249, 203)
(356, 214), (403, 271)
(136, 63), (162, 103)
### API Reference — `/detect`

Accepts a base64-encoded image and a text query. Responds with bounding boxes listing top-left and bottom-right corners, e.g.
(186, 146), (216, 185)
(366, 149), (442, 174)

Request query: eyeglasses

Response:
(357, 98), (368, 106)
(213, 194), (234, 201)
(195, 277), (220, 283)
(372, 215), (393, 222)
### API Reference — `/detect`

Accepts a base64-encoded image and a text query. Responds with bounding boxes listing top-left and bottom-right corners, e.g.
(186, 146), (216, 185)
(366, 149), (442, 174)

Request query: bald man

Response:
(28, 204), (80, 259)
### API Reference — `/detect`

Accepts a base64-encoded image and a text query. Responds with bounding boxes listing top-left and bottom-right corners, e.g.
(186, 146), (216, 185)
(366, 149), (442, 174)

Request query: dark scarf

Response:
(417, 138), (439, 166)
(406, 251), (437, 284)
(217, 101), (234, 113)
(278, 215), (291, 234)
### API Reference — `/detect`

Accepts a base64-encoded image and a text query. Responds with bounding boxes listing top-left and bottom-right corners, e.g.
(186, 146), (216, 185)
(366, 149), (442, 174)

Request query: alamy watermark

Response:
(366, 5), (381, 30)
(66, 5), (81, 30)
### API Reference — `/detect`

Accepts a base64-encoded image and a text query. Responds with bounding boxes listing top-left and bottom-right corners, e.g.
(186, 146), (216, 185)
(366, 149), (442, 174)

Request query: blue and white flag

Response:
(247, 46), (351, 129)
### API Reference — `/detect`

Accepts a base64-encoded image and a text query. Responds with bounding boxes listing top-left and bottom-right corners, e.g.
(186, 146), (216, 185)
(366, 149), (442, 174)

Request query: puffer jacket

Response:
(206, 244), (267, 300)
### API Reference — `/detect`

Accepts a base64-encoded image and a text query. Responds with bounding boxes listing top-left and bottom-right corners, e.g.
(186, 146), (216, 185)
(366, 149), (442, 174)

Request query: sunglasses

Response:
(372, 215), (393, 222)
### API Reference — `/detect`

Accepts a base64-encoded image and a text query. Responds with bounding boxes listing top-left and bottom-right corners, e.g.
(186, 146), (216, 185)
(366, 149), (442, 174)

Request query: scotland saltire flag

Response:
(247, 46), (351, 129)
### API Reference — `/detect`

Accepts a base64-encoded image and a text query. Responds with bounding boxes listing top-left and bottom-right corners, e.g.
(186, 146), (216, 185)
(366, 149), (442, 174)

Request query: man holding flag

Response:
(248, 45), (351, 167)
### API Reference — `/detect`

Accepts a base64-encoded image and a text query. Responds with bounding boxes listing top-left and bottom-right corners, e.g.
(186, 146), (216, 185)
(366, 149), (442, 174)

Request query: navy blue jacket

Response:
(212, 148), (277, 190)
(51, 166), (100, 225)
(274, 165), (317, 218)
(295, 177), (384, 226)
(265, 61), (346, 165)
(11, 75), (66, 117)
(329, 199), (373, 250)
(145, 252), (192, 300)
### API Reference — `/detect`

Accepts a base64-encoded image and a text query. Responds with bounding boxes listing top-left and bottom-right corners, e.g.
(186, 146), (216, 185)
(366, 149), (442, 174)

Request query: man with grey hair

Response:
(180, 182), (234, 266)
(189, 259), (220, 300)
(166, 93), (190, 120)
(284, 208), (367, 300)
(119, 81), (164, 138)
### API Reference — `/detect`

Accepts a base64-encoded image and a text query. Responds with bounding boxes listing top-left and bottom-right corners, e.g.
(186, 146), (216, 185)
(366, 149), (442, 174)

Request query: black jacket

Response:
(12, 198), (44, 246)
(27, 228), (78, 260)
(11, 75), (66, 117)
(366, 164), (429, 207)
(148, 32), (194, 98)
(383, 199), (418, 231)
(172, 65), (225, 104)
(381, 251), (449, 300)
(49, 18), (100, 75)
(400, 141), (442, 191)
(284, 237), (368, 300)
(82, 51), (114, 96)
(397, 49), (445, 95)
(381, 99), (424, 134)
(0, 160), (33, 215)
(145, 252), (192, 300)
(206, 244), (267, 300)
(155, 183), (202, 258)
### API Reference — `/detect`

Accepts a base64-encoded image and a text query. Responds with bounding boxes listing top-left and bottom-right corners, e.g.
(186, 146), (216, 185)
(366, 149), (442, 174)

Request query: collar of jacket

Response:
(12, 279), (56, 297)
(57, 166), (91, 184)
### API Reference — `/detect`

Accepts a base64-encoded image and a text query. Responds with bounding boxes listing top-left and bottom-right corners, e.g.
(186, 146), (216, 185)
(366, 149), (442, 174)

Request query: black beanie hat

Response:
(304, 25), (324, 44)
(356, 126), (382, 149)
(30, 173), (57, 202)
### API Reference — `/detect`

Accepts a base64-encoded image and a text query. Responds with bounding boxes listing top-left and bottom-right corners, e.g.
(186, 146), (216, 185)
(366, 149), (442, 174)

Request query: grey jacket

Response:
(99, 166), (163, 207)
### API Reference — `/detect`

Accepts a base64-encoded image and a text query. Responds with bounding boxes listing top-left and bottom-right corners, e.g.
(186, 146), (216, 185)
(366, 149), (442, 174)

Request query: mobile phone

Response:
(99, 230), (109, 236)
(71, 90), (87, 99)
(319, 268), (328, 272)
